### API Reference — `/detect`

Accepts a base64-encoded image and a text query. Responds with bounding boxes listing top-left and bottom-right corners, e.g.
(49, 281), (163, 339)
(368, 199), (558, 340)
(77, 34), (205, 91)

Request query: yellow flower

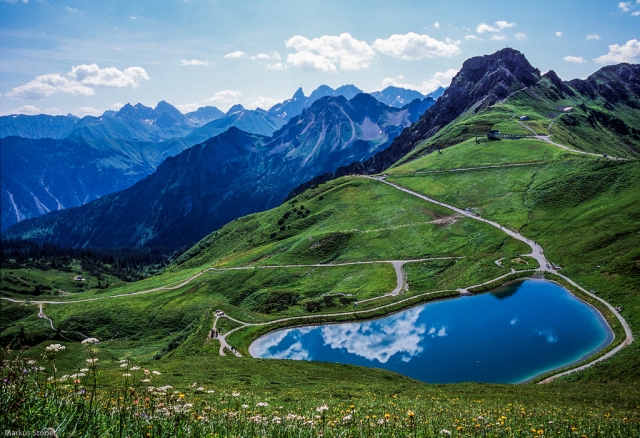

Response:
(407, 410), (415, 418)
(384, 413), (391, 419)
(179, 394), (185, 399)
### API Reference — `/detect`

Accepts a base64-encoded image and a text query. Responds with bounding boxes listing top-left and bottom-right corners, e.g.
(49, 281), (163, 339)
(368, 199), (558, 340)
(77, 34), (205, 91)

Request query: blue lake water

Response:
(249, 280), (612, 383)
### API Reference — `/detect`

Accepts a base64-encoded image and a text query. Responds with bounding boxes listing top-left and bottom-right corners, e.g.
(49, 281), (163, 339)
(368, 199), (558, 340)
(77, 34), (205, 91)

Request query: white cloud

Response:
(586, 34), (601, 40)
(476, 22), (500, 33)
(286, 33), (375, 70)
(555, 31), (563, 37)
(65, 6), (77, 12)
(2, 0), (29, 3)
(130, 16), (136, 20)
(563, 55), (586, 63)
(382, 68), (458, 94)
(203, 89), (242, 104)
(286, 51), (336, 73)
(5, 74), (94, 99)
(68, 64), (149, 88)
(619, 1), (631, 12)
(224, 51), (247, 58)
(593, 39), (640, 64)
(267, 62), (285, 71)
(112, 102), (124, 110)
(632, 10), (640, 16)
(434, 22), (440, 28)
(373, 32), (461, 60)
(5, 105), (40, 115)
(495, 20), (516, 29)
(465, 35), (479, 40)
(514, 32), (527, 40)
(174, 103), (201, 113)
(44, 107), (60, 114)
(255, 52), (281, 60)
(491, 35), (506, 41)
(246, 96), (281, 110)
(78, 106), (101, 116)
(181, 59), (209, 66)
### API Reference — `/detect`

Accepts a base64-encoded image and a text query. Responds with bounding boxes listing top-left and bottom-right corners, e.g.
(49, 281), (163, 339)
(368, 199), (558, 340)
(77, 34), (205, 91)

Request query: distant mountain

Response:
(426, 86), (447, 100)
(0, 102), (225, 141)
(0, 114), (80, 139)
(185, 105), (286, 141)
(184, 106), (225, 126)
(268, 84), (364, 121)
(371, 86), (426, 107)
(1, 135), (189, 231)
(3, 93), (423, 247)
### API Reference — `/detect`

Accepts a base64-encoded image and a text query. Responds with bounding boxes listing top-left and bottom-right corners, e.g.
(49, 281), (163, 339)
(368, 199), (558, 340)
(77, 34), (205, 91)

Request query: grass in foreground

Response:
(2, 346), (639, 437)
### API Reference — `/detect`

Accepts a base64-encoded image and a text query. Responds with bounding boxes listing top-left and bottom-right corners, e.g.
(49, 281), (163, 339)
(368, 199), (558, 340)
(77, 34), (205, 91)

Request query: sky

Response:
(1, 0), (639, 116)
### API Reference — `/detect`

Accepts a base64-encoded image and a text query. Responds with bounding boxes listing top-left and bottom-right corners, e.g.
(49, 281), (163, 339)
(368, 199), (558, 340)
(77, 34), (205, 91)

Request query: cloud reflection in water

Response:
(321, 307), (427, 363)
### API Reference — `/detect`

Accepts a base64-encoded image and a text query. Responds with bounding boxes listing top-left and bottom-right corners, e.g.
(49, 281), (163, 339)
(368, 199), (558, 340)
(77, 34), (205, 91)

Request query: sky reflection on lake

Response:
(249, 280), (612, 383)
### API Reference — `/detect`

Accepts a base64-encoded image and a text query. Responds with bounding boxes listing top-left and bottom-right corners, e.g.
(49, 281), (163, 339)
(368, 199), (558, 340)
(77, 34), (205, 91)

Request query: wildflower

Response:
(407, 410), (415, 418)
(315, 404), (328, 412)
(74, 379), (81, 384)
(384, 413), (391, 419)
(80, 368), (89, 372)
(440, 430), (452, 436)
(152, 370), (161, 375)
(144, 369), (150, 375)
(86, 358), (98, 365)
(232, 392), (240, 397)
(207, 390), (215, 394)
(27, 360), (36, 365)
(131, 366), (140, 371)
(119, 359), (128, 363)
(141, 379), (151, 383)
(256, 402), (269, 407)
(242, 404), (249, 409)
(179, 394), (185, 399)
(59, 375), (70, 382)
(343, 414), (352, 421)
(45, 344), (65, 353)
(123, 373), (131, 377)
(120, 364), (128, 368)
(196, 386), (204, 392)
(81, 338), (99, 344)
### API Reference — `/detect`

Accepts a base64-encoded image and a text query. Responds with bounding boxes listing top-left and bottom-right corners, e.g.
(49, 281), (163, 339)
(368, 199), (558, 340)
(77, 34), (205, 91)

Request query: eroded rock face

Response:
(568, 64), (640, 109)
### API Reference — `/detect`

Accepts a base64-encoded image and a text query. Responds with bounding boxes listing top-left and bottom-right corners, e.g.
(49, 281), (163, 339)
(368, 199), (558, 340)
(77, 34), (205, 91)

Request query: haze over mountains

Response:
(3, 92), (432, 246)
(1, 85), (435, 231)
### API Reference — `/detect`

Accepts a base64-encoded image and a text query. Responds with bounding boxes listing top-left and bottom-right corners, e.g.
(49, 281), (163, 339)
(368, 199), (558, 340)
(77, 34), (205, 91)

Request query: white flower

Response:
(86, 358), (98, 365)
(122, 373), (131, 377)
(232, 392), (240, 397)
(120, 364), (128, 368)
(196, 386), (204, 392)
(256, 402), (269, 407)
(440, 430), (452, 436)
(81, 338), (99, 344)
(59, 375), (70, 382)
(207, 390), (215, 394)
(80, 368), (89, 373)
(343, 414), (352, 421)
(141, 379), (151, 383)
(130, 366), (140, 371)
(152, 370), (161, 375)
(119, 359), (128, 363)
(315, 405), (329, 412)
(45, 344), (65, 353)
(27, 360), (36, 365)
(242, 404), (249, 409)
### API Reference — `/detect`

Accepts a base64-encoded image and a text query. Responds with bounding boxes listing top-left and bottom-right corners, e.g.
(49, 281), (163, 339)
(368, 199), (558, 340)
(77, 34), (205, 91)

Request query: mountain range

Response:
(2, 93), (433, 246)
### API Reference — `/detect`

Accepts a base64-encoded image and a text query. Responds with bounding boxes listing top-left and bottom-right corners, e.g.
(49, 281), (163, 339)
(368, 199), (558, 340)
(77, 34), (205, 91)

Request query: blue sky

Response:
(1, 0), (638, 116)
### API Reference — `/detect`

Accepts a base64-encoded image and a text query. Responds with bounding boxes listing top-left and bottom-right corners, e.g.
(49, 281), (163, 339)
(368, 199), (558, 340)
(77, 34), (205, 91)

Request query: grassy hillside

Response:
(2, 78), (640, 435)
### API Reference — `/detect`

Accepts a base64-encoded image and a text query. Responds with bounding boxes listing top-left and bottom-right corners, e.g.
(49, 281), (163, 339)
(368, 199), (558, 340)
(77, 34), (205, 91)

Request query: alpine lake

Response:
(249, 279), (613, 384)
